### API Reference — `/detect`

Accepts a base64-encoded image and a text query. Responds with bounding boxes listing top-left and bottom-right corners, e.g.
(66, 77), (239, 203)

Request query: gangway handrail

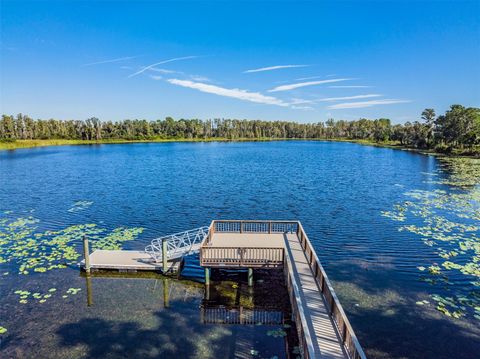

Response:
(145, 226), (209, 263)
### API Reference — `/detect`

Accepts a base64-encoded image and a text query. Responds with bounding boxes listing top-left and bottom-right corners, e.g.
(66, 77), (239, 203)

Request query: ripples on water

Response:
(0, 141), (479, 358)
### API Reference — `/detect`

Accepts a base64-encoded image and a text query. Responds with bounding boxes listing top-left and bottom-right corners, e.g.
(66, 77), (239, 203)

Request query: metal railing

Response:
(145, 226), (209, 262)
(212, 220), (298, 234)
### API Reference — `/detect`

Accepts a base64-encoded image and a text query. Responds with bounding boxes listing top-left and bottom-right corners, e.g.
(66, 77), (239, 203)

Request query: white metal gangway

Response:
(145, 226), (209, 263)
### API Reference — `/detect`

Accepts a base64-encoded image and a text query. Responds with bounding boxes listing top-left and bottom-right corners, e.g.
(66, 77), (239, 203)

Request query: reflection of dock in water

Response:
(201, 305), (283, 325)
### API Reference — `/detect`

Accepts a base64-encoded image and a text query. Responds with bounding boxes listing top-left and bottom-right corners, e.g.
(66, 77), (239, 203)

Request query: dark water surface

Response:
(1, 141), (479, 358)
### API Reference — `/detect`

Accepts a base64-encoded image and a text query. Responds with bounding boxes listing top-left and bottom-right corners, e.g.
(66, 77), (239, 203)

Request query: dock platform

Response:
(200, 220), (365, 359)
(80, 250), (181, 272)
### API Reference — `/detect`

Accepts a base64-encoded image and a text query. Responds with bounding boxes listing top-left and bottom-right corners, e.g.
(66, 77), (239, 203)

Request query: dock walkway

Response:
(284, 232), (344, 358)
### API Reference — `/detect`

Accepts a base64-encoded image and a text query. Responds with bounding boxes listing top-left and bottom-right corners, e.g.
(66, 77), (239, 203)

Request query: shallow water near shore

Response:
(1, 141), (479, 358)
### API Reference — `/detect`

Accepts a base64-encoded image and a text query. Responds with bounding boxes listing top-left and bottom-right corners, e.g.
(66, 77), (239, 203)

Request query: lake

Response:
(1, 141), (479, 358)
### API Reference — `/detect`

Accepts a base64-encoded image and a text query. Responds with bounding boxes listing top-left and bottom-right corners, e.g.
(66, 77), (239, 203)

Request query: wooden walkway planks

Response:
(284, 234), (346, 359)
(80, 250), (181, 272)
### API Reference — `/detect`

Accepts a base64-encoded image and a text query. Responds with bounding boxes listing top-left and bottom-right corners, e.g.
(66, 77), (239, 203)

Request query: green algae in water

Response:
(382, 157), (480, 319)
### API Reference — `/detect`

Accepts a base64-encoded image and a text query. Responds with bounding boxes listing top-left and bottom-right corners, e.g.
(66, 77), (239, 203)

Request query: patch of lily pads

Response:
(13, 287), (82, 304)
(0, 212), (144, 276)
(382, 157), (480, 320)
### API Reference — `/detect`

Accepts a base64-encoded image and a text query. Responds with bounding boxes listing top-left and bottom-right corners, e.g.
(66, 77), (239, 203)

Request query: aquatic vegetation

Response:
(0, 326), (7, 334)
(416, 300), (430, 305)
(0, 213), (143, 275)
(14, 289), (61, 304)
(425, 157), (480, 188)
(68, 201), (94, 213)
(91, 227), (144, 251)
(382, 157), (480, 319)
(66, 288), (81, 295)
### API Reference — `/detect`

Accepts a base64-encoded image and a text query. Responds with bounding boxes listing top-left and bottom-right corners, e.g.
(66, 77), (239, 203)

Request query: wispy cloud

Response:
(316, 94), (382, 102)
(295, 75), (324, 81)
(329, 85), (371, 88)
(167, 79), (290, 107)
(268, 78), (351, 92)
(150, 75), (163, 80)
(189, 75), (211, 82)
(82, 56), (139, 67)
(149, 67), (179, 74)
(128, 56), (198, 78)
(327, 99), (410, 110)
(244, 64), (308, 73)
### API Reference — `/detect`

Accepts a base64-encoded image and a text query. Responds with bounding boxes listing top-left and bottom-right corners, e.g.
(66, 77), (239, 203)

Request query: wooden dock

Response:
(80, 250), (181, 272)
(200, 220), (366, 359)
(78, 220), (365, 359)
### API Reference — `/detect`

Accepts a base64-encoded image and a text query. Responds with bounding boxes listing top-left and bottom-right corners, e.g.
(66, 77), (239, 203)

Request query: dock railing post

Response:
(82, 235), (91, 275)
(162, 238), (168, 273)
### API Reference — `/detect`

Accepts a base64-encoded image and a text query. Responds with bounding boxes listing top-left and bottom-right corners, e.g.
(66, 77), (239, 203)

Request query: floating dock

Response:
(80, 250), (181, 272)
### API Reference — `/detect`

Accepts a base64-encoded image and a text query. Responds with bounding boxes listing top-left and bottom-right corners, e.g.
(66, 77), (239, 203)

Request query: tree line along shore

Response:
(1, 104), (479, 155)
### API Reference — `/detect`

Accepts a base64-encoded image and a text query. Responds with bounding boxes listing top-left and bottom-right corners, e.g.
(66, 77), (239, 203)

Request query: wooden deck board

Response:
(208, 232), (287, 248)
(80, 250), (180, 271)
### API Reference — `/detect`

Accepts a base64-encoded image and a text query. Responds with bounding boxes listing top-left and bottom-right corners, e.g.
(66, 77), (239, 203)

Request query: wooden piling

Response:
(82, 235), (91, 274)
(86, 275), (93, 306)
(248, 268), (253, 286)
(205, 267), (210, 286)
(163, 278), (169, 308)
(162, 239), (168, 273)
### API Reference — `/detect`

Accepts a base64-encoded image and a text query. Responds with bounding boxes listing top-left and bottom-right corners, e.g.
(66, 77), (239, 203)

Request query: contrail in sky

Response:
(128, 56), (198, 78)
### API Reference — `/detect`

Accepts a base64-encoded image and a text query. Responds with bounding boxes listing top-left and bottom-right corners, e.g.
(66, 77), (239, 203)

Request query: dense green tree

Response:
(1, 105), (478, 153)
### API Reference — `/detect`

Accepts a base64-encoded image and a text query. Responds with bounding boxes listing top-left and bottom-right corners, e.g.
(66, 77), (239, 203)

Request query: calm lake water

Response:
(1, 141), (479, 358)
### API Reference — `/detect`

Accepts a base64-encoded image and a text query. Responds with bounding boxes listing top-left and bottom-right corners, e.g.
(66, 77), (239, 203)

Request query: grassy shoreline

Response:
(1, 138), (478, 157)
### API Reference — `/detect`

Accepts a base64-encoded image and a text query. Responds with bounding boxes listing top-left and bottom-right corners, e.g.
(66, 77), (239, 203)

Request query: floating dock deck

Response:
(80, 250), (181, 272)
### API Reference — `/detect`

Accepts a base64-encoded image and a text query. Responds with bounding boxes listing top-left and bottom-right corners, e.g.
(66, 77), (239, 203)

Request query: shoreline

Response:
(0, 138), (478, 158)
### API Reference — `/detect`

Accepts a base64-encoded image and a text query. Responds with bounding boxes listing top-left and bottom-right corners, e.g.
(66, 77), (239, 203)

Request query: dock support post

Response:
(82, 235), (91, 275)
(86, 275), (93, 306)
(248, 268), (253, 287)
(205, 267), (210, 286)
(162, 239), (168, 273)
(163, 278), (169, 308)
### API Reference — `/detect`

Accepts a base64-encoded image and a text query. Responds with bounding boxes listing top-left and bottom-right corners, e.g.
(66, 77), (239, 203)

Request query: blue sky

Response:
(1, 1), (479, 124)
